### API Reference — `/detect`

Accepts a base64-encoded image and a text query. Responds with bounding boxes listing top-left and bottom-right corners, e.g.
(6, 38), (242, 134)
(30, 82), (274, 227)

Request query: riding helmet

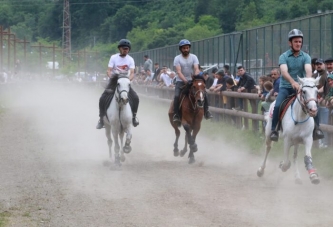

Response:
(118, 39), (131, 50)
(288, 29), (303, 41)
(179, 39), (191, 49)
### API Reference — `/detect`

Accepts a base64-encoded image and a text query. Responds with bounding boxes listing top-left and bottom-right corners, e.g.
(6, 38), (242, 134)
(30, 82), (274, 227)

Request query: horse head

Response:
(297, 76), (319, 117)
(190, 78), (206, 108)
(115, 75), (131, 106)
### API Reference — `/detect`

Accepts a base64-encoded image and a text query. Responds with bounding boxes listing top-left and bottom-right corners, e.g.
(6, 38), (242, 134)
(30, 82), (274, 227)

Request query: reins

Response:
(292, 84), (318, 124)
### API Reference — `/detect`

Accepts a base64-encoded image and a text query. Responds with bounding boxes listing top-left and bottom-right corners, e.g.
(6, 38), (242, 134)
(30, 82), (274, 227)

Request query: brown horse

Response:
(168, 76), (205, 164)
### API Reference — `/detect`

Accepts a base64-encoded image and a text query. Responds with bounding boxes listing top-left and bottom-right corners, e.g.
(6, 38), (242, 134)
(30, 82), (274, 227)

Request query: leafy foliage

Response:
(0, 0), (327, 53)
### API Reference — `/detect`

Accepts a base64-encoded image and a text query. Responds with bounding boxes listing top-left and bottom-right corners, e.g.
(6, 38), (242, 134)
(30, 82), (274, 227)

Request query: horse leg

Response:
(111, 130), (121, 168)
(292, 144), (302, 184)
(180, 133), (188, 157)
(257, 136), (272, 177)
(105, 125), (113, 160)
(173, 124), (181, 157)
(183, 125), (195, 164)
(123, 128), (132, 155)
(119, 129), (126, 162)
(304, 138), (320, 184)
(279, 138), (291, 172)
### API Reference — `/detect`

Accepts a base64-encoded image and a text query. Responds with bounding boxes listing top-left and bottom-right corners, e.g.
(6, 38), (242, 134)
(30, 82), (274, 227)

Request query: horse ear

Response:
(297, 75), (304, 85)
(314, 76), (320, 86)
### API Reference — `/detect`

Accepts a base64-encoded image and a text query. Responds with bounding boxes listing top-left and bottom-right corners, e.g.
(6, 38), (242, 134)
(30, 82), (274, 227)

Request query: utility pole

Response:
(62, 0), (71, 61)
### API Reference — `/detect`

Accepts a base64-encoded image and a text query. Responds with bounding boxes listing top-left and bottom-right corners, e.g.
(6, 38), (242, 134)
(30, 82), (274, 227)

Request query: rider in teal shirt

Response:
(270, 29), (324, 141)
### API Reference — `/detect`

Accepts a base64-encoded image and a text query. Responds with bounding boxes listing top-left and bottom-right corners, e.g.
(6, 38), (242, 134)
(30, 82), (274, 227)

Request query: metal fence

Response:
(131, 12), (333, 82)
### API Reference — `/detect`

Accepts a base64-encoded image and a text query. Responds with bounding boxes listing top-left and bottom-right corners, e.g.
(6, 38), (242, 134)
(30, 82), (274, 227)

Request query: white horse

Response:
(257, 76), (320, 184)
(104, 75), (132, 167)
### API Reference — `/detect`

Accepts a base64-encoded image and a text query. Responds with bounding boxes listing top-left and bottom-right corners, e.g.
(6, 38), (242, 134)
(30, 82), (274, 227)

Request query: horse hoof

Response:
(174, 150), (179, 157)
(120, 155), (126, 162)
(180, 149), (187, 157)
(190, 144), (198, 152)
(188, 157), (195, 164)
(310, 173), (320, 185)
(123, 145), (132, 154)
(295, 178), (303, 185)
(279, 161), (291, 172)
(257, 168), (264, 177)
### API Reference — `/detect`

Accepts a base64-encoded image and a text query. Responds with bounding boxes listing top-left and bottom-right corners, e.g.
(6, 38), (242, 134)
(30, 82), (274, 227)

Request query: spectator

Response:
(226, 77), (237, 91)
(210, 67), (218, 88)
(314, 59), (330, 148)
(152, 63), (161, 84)
(203, 72), (214, 89)
(143, 55), (153, 74)
(256, 75), (272, 100)
(236, 66), (256, 93)
(319, 74), (333, 107)
(144, 69), (154, 85)
(210, 70), (230, 93)
(234, 66), (256, 111)
(160, 71), (176, 88)
(311, 57), (318, 73)
(325, 57), (333, 74)
(261, 81), (274, 112)
(223, 65), (233, 78)
(270, 68), (281, 97)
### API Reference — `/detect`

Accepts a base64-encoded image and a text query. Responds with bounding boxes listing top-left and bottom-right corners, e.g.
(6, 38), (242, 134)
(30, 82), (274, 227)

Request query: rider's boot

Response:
(96, 117), (104, 129)
(204, 110), (213, 120)
(204, 95), (213, 120)
(173, 113), (181, 123)
(173, 97), (181, 123)
(132, 113), (139, 127)
(313, 126), (324, 140)
(270, 130), (279, 142)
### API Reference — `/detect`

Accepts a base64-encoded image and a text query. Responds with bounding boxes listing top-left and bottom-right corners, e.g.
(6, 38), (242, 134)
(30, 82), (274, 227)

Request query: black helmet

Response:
(118, 39), (131, 50)
(288, 29), (303, 41)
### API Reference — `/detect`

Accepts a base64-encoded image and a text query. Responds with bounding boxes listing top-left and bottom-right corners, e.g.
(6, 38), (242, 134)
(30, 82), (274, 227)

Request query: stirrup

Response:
(270, 131), (279, 142)
(313, 128), (324, 141)
(173, 114), (181, 122)
(96, 119), (104, 129)
(204, 110), (213, 119)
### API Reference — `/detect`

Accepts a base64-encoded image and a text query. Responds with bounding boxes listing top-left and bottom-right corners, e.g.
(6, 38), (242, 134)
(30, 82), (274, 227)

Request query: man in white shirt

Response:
(96, 39), (140, 129)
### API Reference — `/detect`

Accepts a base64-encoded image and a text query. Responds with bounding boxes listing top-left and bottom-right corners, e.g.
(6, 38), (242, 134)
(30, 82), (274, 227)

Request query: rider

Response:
(269, 29), (324, 141)
(172, 39), (213, 123)
(96, 39), (140, 129)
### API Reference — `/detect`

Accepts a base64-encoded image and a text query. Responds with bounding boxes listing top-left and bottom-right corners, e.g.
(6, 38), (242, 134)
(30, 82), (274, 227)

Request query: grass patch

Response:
(0, 211), (11, 227)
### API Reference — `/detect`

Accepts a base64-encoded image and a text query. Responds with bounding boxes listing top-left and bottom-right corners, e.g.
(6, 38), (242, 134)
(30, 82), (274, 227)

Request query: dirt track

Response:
(0, 82), (333, 227)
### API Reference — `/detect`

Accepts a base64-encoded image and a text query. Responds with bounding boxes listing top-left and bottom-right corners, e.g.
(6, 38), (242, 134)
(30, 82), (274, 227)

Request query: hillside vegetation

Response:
(0, 0), (332, 53)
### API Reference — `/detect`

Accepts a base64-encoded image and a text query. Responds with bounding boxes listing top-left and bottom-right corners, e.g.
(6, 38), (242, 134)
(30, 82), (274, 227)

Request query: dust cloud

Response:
(0, 80), (333, 226)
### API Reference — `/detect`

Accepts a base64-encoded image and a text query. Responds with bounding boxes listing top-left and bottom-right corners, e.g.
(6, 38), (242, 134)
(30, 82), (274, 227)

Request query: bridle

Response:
(115, 76), (130, 105)
(189, 80), (206, 110)
(296, 84), (318, 114)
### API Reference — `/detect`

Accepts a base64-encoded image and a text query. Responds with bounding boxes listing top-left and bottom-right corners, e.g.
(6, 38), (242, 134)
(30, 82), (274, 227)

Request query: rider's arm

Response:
(280, 64), (296, 84)
(175, 65), (187, 83)
(129, 68), (135, 81)
(193, 64), (200, 75)
(107, 67), (112, 78)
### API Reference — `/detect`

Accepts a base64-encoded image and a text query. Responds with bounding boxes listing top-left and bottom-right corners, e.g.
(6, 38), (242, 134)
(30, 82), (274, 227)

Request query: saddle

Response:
(276, 94), (296, 131)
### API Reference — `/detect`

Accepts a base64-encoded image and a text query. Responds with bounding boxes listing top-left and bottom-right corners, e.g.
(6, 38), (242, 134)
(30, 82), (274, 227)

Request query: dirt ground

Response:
(0, 82), (333, 227)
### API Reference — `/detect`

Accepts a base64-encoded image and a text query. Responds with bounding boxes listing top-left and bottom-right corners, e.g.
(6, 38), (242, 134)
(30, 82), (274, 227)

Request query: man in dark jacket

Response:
(237, 66), (256, 92)
(234, 66), (256, 110)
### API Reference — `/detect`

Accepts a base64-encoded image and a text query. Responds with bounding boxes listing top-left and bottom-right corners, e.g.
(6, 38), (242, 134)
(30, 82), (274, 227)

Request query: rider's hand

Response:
(291, 81), (300, 91)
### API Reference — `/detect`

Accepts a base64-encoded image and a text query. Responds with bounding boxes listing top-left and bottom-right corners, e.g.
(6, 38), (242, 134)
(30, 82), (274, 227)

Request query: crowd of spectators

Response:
(134, 55), (333, 146)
